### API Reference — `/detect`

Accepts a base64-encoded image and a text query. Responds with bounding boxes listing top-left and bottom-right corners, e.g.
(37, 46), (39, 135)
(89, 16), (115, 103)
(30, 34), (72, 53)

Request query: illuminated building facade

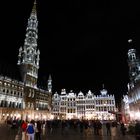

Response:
(0, 1), (52, 122)
(127, 46), (140, 120)
(52, 87), (116, 120)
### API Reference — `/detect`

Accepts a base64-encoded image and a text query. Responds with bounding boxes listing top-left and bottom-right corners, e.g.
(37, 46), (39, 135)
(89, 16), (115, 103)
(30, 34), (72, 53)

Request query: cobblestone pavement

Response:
(0, 123), (136, 140)
(44, 127), (136, 140)
(0, 123), (18, 140)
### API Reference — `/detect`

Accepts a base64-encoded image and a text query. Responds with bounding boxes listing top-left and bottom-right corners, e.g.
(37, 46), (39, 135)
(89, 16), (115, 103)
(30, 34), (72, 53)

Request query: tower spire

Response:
(102, 83), (104, 89)
(31, 0), (37, 15)
(48, 74), (52, 93)
(48, 74), (52, 80)
(17, 0), (39, 88)
(128, 39), (133, 49)
(127, 43), (140, 88)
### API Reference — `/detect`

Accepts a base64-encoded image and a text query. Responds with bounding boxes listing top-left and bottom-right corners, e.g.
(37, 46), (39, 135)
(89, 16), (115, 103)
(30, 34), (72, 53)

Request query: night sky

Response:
(0, 0), (139, 102)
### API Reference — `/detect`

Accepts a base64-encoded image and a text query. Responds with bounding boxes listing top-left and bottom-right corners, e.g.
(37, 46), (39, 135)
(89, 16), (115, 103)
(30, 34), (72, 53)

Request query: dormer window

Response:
(132, 54), (136, 60)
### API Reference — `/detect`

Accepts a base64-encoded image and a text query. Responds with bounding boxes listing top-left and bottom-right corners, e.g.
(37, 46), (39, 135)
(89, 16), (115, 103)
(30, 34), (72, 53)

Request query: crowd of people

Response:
(7, 119), (44, 140)
(5, 118), (140, 140)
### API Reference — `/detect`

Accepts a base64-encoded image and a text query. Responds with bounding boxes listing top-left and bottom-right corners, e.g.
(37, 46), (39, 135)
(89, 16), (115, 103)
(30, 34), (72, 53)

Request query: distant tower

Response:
(127, 39), (140, 86)
(48, 74), (52, 93)
(100, 84), (107, 96)
(17, 0), (40, 88)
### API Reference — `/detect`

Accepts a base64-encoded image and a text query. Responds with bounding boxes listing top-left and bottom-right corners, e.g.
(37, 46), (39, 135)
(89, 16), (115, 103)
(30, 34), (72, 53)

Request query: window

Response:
(11, 91), (13, 94)
(7, 90), (9, 93)
(132, 54), (136, 60)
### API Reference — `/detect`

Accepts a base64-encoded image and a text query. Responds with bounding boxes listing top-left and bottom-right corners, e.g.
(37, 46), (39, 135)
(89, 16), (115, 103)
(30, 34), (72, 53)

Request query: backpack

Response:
(27, 124), (34, 134)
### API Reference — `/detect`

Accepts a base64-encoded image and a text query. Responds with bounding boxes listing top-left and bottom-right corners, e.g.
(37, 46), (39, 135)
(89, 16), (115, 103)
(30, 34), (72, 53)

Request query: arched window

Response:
(7, 90), (9, 94)
(132, 54), (136, 60)
(11, 91), (13, 94)
(9, 102), (12, 107)
(12, 102), (15, 108)
(19, 103), (21, 109)
(0, 100), (3, 107)
(3, 89), (5, 93)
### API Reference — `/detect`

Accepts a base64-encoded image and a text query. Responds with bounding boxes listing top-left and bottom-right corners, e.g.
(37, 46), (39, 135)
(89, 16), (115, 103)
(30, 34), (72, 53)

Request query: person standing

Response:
(21, 120), (28, 140)
(120, 122), (126, 136)
(111, 121), (117, 136)
(26, 120), (35, 140)
(106, 121), (111, 135)
(98, 120), (102, 135)
(135, 120), (140, 140)
(35, 121), (42, 140)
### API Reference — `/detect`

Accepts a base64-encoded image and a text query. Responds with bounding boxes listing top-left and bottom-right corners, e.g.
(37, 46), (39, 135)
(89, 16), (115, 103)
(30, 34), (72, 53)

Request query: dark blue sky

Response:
(0, 0), (139, 101)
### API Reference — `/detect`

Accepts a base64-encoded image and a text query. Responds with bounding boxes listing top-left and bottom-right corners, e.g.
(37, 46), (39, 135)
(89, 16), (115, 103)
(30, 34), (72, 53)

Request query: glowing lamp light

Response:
(130, 112), (134, 118)
(35, 115), (39, 119)
(43, 115), (46, 119)
(98, 115), (102, 120)
(110, 115), (114, 120)
(3, 114), (5, 116)
(28, 115), (31, 118)
(135, 112), (140, 118)
(7, 114), (9, 116)
(50, 115), (54, 120)
(17, 114), (21, 118)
